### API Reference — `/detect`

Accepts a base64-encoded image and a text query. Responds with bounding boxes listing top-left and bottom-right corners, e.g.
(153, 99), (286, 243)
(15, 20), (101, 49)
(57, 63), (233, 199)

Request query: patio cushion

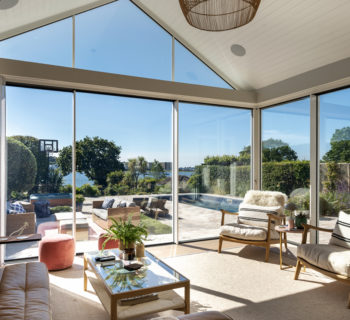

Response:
(102, 198), (114, 209)
(93, 208), (108, 221)
(238, 203), (281, 229)
(297, 243), (350, 277)
(329, 211), (350, 249)
(220, 223), (279, 241)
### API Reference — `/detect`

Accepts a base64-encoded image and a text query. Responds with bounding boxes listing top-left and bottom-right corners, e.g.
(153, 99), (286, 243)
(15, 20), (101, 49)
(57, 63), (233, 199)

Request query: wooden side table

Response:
(275, 226), (304, 270)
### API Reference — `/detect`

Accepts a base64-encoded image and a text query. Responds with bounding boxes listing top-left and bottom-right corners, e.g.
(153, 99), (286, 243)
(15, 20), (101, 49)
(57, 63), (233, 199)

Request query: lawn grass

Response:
(141, 214), (172, 235)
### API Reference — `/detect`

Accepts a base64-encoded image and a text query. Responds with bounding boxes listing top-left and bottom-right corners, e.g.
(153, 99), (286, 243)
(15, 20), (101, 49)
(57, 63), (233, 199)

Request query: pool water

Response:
(159, 194), (242, 212)
(179, 194), (241, 212)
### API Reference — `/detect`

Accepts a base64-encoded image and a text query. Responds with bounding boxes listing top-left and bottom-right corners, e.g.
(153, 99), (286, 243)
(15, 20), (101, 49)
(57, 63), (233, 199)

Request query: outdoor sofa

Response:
(6, 202), (36, 236)
(92, 199), (140, 229)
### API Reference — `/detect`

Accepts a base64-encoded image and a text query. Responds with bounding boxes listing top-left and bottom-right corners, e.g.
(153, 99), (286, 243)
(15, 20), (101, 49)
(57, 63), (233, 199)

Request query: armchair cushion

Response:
(238, 203), (281, 228)
(220, 223), (279, 241)
(297, 243), (350, 277)
(329, 211), (350, 249)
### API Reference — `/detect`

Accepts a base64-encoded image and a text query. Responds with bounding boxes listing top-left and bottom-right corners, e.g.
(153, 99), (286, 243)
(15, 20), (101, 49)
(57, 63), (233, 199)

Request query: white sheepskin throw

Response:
(243, 190), (287, 208)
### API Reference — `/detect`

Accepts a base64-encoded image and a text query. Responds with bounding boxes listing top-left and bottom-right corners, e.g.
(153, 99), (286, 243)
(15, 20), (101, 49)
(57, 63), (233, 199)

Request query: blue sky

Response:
(2, 0), (350, 167)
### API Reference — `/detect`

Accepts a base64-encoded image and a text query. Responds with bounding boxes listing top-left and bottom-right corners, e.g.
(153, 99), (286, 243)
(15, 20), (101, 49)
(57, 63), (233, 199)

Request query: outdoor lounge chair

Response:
(218, 190), (287, 262)
(146, 197), (169, 219)
(294, 211), (350, 307)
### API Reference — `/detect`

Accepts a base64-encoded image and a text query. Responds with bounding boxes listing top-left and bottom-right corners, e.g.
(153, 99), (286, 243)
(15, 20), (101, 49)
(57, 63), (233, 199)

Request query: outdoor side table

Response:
(275, 226), (305, 270)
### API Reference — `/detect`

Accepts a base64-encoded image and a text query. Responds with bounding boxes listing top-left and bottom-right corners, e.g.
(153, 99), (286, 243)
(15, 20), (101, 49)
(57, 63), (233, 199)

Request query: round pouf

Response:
(98, 233), (119, 250)
(39, 234), (75, 271)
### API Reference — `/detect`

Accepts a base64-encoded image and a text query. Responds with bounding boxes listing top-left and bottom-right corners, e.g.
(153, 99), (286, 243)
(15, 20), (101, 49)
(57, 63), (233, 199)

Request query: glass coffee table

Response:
(84, 249), (190, 320)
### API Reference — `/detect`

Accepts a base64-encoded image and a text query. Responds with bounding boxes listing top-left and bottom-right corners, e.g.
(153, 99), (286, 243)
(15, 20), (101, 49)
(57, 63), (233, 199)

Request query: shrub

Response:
(104, 184), (130, 196)
(77, 183), (101, 197)
(7, 137), (37, 196)
(60, 184), (72, 193)
(50, 206), (72, 213)
(106, 170), (124, 185)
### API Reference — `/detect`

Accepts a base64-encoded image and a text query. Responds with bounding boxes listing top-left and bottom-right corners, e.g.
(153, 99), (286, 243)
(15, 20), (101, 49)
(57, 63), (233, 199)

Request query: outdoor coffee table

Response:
(84, 249), (190, 320)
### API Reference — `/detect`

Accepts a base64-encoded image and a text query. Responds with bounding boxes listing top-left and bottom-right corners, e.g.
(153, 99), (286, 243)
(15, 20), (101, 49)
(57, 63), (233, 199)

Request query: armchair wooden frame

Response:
(218, 209), (286, 262)
(294, 223), (350, 308)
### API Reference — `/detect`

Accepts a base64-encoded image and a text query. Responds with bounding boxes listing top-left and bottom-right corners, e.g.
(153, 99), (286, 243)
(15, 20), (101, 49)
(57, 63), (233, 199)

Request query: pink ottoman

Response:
(39, 234), (75, 271)
(98, 233), (119, 250)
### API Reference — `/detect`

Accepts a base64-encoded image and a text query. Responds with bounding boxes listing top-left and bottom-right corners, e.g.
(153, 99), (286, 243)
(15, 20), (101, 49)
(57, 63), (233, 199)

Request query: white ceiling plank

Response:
(134, 0), (350, 90)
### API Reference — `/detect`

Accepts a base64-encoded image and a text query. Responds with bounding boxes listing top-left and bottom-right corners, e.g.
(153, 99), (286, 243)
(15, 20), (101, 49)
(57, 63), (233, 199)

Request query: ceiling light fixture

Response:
(179, 0), (261, 32)
(0, 0), (18, 10)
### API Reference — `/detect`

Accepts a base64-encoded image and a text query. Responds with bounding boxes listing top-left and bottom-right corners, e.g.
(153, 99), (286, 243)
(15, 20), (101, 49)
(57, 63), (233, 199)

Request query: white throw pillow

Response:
(329, 211), (350, 248)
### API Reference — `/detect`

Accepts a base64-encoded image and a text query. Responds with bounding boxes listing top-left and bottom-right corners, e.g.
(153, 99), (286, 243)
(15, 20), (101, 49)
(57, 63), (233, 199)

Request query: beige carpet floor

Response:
(49, 246), (350, 320)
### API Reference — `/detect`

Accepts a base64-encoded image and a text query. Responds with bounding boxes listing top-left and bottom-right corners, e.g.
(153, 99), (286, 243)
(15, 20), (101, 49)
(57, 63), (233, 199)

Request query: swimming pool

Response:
(159, 194), (242, 212)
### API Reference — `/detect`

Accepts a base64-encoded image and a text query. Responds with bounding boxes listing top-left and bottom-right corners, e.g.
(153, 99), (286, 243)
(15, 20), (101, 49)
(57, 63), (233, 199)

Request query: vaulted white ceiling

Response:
(133, 0), (350, 90)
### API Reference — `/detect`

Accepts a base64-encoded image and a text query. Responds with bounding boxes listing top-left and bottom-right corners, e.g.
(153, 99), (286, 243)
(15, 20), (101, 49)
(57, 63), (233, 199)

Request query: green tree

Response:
(7, 138), (37, 196)
(11, 135), (47, 191)
(262, 145), (298, 162)
(150, 160), (166, 180)
(127, 156), (148, 189)
(238, 139), (297, 163)
(46, 167), (63, 193)
(57, 136), (124, 187)
(330, 126), (350, 142)
(323, 140), (350, 162)
(323, 127), (350, 162)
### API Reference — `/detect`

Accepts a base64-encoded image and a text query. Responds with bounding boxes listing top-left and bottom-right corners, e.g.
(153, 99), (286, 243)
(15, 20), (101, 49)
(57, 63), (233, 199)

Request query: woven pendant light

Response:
(179, 0), (261, 31)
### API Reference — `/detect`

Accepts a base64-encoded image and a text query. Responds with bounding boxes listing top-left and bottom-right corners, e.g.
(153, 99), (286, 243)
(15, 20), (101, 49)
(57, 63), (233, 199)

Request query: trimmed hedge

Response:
(187, 160), (310, 197)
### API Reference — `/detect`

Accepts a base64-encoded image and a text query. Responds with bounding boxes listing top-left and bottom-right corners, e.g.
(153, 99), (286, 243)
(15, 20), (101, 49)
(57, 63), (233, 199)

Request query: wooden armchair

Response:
(219, 209), (286, 261)
(294, 223), (350, 307)
(218, 190), (287, 262)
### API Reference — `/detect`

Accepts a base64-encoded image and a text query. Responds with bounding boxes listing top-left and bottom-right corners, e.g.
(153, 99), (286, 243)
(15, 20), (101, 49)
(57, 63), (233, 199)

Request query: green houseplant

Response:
(75, 194), (85, 212)
(103, 216), (148, 259)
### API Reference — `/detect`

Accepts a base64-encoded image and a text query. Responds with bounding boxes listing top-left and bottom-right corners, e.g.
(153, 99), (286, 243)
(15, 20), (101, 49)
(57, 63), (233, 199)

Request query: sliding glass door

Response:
(318, 89), (350, 243)
(178, 103), (251, 241)
(5, 86), (73, 259)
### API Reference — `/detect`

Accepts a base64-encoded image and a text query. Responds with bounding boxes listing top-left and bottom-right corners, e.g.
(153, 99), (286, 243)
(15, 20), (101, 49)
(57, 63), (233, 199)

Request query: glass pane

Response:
(175, 40), (232, 89)
(262, 98), (310, 243)
(0, 18), (72, 67)
(319, 89), (350, 244)
(179, 103), (251, 241)
(76, 0), (171, 81)
(76, 92), (173, 251)
(5, 86), (72, 260)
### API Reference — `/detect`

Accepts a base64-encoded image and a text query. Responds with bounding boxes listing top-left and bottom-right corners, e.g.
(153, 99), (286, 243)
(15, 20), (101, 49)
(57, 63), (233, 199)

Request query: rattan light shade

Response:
(179, 0), (261, 31)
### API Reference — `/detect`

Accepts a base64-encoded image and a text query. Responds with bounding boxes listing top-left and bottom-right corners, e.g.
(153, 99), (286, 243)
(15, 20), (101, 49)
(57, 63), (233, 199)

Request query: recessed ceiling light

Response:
(231, 44), (246, 57)
(0, 0), (18, 10)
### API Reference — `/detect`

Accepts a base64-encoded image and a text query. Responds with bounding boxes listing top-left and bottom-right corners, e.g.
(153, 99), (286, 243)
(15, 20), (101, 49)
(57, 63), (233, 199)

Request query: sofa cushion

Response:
(7, 202), (26, 214)
(102, 198), (114, 209)
(297, 243), (350, 277)
(329, 211), (350, 249)
(220, 222), (279, 241)
(93, 208), (108, 221)
(238, 203), (281, 229)
(0, 262), (50, 320)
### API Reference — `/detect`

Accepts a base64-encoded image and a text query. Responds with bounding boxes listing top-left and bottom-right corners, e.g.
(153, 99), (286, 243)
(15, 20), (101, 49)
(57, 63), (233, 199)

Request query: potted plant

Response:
(294, 210), (308, 229)
(75, 194), (85, 212)
(103, 217), (148, 260)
